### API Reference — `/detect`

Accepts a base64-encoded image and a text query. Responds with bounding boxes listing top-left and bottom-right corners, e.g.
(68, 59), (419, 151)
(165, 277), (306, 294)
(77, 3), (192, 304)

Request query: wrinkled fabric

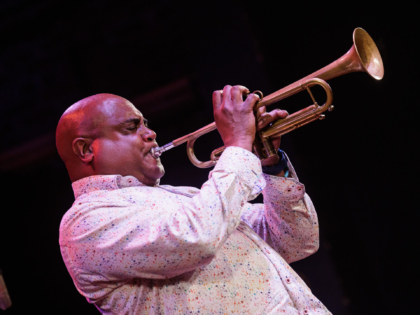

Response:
(60, 146), (331, 314)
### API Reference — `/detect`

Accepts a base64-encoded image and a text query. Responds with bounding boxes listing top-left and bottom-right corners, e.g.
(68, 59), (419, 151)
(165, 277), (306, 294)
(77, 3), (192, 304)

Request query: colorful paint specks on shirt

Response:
(60, 146), (331, 314)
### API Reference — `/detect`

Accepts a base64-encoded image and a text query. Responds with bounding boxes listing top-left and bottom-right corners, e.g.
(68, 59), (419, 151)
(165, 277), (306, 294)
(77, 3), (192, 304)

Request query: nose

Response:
(142, 127), (156, 142)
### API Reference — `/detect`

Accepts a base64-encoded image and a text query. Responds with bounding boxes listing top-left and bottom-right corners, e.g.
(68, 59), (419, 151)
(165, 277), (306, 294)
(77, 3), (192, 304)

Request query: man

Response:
(57, 86), (331, 314)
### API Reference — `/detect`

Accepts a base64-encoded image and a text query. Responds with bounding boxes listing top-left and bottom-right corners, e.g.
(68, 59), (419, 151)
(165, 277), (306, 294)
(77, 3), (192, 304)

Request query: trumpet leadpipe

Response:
(151, 122), (217, 159)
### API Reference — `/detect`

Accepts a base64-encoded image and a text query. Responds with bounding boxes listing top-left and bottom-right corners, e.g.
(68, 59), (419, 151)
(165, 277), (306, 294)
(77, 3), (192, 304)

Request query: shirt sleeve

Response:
(241, 160), (319, 264)
(59, 147), (264, 285)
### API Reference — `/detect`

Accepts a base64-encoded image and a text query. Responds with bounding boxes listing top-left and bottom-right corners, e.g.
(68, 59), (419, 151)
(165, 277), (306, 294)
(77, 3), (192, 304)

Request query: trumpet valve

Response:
(319, 114), (326, 120)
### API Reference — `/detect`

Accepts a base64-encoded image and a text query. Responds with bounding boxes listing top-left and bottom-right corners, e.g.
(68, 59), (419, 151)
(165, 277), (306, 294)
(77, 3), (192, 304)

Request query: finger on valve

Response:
(258, 109), (289, 130)
(231, 85), (249, 104)
(221, 85), (233, 109)
(212, 90), (223, 109)
(243, 92), (260, 112)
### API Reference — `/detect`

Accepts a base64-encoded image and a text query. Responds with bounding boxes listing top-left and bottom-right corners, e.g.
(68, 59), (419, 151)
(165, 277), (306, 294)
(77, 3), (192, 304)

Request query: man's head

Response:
(56, 94), (164, 186)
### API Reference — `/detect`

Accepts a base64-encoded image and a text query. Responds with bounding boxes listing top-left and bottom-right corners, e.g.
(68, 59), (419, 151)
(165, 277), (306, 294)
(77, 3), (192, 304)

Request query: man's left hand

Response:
(256, 107), (288, 167)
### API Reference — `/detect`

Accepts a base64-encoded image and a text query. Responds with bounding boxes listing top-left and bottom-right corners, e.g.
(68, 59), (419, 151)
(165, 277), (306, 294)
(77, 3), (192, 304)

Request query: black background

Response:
(0, 1), (418, 314)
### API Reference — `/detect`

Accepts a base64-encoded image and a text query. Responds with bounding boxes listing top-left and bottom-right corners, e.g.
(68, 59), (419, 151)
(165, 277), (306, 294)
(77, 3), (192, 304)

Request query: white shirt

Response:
(60, 147), (331, 314)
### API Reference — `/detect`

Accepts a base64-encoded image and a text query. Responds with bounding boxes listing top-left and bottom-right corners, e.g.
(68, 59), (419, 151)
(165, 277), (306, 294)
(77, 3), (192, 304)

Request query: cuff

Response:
(262, 149), (288, 176)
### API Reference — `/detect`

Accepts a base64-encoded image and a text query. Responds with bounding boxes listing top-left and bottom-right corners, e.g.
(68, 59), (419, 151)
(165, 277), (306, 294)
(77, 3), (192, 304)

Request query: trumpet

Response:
(151, 28), (384, 168)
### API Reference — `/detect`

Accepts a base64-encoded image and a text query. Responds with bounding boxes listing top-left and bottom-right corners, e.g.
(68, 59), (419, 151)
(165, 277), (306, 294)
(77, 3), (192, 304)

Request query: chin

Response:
(158, 165), (165, 179)
(151, 163), (165, 181)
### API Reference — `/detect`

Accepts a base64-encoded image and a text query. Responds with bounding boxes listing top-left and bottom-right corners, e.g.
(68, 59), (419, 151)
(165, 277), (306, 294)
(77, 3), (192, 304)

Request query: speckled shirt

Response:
(60, 147), (331, 314)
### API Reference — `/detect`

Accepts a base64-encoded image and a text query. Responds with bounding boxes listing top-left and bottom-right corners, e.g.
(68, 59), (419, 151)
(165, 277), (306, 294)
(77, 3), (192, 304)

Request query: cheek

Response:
(93, 139), (131, 165)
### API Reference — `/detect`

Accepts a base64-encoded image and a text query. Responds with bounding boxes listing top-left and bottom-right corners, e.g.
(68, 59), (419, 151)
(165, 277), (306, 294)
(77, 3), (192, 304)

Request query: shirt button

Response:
(304, 310), (308, 314)
(286, 278), (291, 284)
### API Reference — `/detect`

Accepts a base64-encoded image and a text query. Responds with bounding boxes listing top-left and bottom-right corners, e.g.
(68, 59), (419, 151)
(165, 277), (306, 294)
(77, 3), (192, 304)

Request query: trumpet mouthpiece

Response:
(150, 142), (175, 159)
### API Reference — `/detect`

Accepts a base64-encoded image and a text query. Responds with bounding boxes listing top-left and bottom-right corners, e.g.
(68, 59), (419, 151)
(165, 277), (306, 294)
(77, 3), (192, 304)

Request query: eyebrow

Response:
(121, 117), (148, 126)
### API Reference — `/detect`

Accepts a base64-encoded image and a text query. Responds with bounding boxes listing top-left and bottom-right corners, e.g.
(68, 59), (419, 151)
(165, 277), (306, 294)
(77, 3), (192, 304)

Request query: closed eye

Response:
(126, 118), (140, 130)
(123, 117), (148, 130)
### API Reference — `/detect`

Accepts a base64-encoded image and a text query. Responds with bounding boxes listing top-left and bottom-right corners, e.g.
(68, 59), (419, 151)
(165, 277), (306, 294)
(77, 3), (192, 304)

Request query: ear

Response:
(72, 138), (94, 163)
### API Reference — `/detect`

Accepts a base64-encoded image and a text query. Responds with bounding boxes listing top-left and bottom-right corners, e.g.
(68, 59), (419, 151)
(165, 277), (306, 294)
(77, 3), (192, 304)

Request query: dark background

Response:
(0, 1), (418, 314)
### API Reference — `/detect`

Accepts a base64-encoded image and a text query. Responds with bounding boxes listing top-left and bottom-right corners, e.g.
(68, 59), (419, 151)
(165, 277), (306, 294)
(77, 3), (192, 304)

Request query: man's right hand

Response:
(212, 85), (260, 152)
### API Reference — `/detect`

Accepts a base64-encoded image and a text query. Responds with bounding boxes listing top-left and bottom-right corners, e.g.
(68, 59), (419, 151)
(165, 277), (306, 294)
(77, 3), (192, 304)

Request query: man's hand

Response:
(213, 85), (260, 152)
(212, 85), (289, 161)
(256, 107), (289, 167)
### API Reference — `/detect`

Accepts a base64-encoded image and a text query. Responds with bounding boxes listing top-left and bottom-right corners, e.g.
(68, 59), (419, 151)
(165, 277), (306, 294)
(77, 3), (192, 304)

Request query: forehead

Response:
(99, 98), (142, 123)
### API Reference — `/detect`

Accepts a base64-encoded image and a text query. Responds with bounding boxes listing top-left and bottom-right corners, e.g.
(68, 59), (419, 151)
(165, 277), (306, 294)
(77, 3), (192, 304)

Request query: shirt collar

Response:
(72, 175), (153, 199)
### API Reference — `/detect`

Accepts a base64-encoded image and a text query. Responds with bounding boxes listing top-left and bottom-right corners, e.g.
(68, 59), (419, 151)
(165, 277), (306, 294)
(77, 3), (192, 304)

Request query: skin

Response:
(213, 85), (289, 172)
(56, 88), (288, 186)
(56, 94), (164, 186)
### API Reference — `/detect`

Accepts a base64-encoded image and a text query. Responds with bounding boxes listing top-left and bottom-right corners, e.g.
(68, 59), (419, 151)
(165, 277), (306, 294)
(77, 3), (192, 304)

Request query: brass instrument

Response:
(151, 28), (384, 168)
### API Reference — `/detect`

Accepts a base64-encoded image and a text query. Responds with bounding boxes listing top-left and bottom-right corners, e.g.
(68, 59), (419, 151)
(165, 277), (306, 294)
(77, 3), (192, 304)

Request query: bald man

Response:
(57, 88), (331, 314)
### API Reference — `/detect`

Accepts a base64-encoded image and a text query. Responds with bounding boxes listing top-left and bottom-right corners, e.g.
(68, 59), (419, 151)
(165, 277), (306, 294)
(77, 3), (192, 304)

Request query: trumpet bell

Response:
(353, 28), (384, 80)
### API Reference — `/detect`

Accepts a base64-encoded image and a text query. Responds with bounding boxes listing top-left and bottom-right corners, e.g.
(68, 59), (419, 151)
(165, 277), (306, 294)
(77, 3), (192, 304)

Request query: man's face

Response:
(91, 99), (164, 186)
